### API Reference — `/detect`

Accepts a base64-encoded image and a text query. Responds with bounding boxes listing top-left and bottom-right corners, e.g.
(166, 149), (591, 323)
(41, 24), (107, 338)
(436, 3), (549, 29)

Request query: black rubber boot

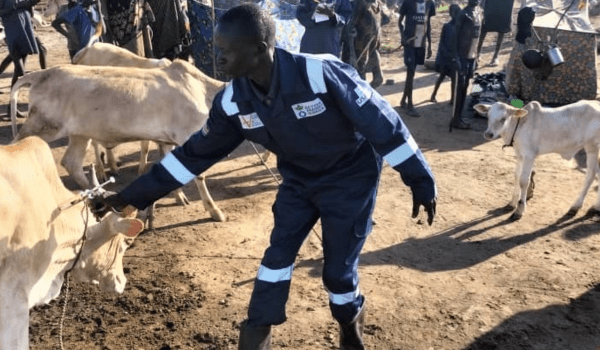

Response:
(238, 319), (271, 350)
(339, 306), (366, 350)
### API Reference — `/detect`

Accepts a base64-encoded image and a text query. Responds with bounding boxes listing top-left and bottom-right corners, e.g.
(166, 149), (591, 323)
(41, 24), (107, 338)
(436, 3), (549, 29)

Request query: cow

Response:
(72, 42), (172, 180)
(474, 100), (600, 220)
(341, 0), (384, 88)
(72, 42), (171, 68)
(10, 60), (227, 223)
(0, 136), (144, 350)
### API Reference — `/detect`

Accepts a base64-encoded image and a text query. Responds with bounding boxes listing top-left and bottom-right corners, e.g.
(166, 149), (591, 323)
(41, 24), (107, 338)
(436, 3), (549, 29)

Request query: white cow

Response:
(72, 42), (172, 180)
(72, 42), (171, 68)
(0, 136), (144, 350)
(475, 100), (600, 220)
(10, 60), (226, 223)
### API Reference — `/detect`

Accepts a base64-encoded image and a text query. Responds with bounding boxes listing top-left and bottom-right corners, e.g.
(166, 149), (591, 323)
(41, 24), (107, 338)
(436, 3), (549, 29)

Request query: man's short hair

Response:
(218, 3), (276, 48)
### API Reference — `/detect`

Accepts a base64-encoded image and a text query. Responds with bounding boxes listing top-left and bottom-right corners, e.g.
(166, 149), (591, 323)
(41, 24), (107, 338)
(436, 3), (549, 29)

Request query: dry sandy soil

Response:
(1, 6), (600, 350)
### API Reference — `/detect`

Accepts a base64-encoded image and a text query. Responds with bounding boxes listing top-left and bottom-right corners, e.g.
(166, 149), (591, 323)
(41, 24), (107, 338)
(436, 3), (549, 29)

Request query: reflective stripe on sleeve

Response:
(257, 264), (294, 283)
(305, 58), (327, 94)
(383, 136), (419, 168)
(329, 287), (360, 305)
(160, 153), (196, 185)
(221, 83), (239, 116)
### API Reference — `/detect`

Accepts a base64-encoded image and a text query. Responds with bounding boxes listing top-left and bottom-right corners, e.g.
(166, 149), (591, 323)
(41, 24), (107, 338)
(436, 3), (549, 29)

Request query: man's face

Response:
(214, 24), (261, 80)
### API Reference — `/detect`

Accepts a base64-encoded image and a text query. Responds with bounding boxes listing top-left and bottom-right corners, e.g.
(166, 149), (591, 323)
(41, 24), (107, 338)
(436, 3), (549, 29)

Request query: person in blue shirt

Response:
(398, 0), (435, 117)
(52, 0), (100, 58)
(430, 4), (460, 104)
(94, 4), (436, 349)
(296, 0), (352, 56)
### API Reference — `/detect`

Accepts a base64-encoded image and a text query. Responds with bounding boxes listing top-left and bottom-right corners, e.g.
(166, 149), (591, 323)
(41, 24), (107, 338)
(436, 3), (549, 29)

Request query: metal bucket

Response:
(547, 45), (565, 66)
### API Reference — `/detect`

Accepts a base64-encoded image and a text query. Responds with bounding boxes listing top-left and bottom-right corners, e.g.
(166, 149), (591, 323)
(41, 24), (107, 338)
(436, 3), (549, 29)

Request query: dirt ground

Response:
(1, 5), (600, 350)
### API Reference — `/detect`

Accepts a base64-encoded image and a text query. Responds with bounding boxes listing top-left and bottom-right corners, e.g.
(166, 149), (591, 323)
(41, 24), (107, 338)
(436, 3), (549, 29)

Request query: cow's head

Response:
(69, 210), (143, 293)
(474, 102), (529, 141)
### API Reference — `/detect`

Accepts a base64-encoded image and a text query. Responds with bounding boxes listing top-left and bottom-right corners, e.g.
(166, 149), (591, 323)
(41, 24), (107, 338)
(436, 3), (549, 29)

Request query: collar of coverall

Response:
(232, 48), (311, 103)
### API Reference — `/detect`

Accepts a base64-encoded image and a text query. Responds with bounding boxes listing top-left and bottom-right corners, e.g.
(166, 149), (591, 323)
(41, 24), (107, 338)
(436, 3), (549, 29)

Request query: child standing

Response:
(430, 4), (460, 104)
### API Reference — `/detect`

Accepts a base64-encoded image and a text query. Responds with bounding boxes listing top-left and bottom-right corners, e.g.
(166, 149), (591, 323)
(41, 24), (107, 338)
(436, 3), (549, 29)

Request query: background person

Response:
(476, 0), (515, 67)
(430, 4), (460, 104)
(449, 0), (482, 131)
(52, 0), (101, 59)
(398, 0), (435, 117)
(296, 0), (352, 56)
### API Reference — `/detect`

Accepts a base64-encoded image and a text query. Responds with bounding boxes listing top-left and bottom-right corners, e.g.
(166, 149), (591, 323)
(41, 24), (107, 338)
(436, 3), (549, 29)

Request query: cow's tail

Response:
(10, 73), (37, 139)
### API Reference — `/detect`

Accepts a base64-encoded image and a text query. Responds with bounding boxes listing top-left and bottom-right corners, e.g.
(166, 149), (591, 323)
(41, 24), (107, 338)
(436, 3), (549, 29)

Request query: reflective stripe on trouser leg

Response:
(247, 180), (319, 327)
(316, 146), (381, 325)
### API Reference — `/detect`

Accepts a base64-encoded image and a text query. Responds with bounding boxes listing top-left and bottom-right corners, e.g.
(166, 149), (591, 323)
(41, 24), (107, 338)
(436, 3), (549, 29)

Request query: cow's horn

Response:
(90, 163), (100, 188)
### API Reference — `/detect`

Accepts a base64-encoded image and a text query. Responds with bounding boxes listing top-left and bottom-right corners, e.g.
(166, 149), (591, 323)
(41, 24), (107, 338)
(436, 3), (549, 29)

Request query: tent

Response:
(505, 0), (597, 105)
(187, 0), (304, 80)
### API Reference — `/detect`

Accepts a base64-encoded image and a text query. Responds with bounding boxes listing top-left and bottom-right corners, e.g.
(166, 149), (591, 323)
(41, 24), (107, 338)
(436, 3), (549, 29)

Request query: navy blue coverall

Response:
(119, 47), (437, 327)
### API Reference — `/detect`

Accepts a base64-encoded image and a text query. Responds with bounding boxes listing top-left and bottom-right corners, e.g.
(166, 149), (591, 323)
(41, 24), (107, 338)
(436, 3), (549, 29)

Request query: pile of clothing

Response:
(469, 71), (508, 114)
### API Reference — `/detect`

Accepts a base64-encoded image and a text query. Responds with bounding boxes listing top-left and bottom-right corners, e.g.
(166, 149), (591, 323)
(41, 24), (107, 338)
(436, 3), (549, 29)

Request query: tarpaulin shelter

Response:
(505, 0), (597, 105)
(187, 0), (304, 80)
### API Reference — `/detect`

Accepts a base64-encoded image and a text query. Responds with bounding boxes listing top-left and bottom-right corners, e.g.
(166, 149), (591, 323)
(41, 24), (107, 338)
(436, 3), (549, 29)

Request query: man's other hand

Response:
(412, 197), (436, 226)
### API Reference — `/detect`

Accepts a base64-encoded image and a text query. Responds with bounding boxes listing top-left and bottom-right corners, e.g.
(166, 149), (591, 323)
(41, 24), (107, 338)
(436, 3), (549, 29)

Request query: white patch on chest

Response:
(239, 113), (264, 129)
(291, 98), (327, 119)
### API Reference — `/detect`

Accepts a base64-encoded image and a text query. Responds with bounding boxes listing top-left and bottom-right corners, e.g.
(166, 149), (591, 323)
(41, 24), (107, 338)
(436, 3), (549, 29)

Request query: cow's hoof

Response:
(501, 204), (515, 213)
(509, 212), (522, 221)
(566, 208), (579, 217)
(585, 208), (600, 217)
(210, 210), (227, 222)
(370, 78), (383, 89)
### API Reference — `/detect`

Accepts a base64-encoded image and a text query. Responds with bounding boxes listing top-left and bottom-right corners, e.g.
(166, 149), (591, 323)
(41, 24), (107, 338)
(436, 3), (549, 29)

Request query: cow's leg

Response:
(0, 300), (29, 350)
(61, 135), (92, 188)
(105, 148), (119, 175)
(575, 146), (600, 215)
(508, 160), (523, 210)
(194, 174), (226, 222)
(138, 140), (151, 175)
(369, 50), (383, 89)
(510, 157), (534, 221)
(91, 140), (108, 183)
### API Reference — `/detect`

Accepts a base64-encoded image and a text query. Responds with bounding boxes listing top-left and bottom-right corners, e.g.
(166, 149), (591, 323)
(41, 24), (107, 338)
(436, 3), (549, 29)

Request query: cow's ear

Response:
(115, 218), (144, 238)
(473, 104), (490, 116)
(513, 109), (529, 118)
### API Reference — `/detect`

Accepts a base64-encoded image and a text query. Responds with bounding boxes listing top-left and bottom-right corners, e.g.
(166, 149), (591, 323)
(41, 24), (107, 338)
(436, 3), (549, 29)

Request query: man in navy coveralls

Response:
(96, 4), (437, 349)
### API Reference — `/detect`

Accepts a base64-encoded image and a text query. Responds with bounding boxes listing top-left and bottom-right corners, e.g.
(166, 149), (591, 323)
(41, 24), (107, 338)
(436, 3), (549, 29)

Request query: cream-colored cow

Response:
(10, 60), (226, 222)
(72, 42), (171, 68)
(0, 136), (144, 350)
(72, 43), (172, 182)
(476, 100), (600, 220)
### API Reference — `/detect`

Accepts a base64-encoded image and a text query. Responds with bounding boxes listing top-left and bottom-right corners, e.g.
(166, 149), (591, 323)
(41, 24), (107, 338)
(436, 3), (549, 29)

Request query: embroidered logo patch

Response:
(291, 98), (326, 119)
(354, 85), (372, 107)
(239, 112), (264, 129)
